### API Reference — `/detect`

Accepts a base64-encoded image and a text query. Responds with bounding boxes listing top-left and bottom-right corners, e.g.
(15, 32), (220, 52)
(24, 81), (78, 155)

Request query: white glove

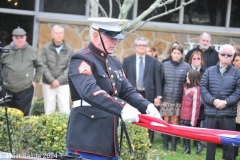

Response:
(146, 103), (161, 118)
(121, 104), (140, 123)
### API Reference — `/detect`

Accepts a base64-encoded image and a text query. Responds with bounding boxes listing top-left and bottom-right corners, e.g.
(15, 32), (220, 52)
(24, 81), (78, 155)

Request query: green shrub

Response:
(0, 107), (24, 154)
(24, 111), (150, 158)
(30, 97), (45, 116)
(119, 123), (151, 160)
(24, 112), (69, 154)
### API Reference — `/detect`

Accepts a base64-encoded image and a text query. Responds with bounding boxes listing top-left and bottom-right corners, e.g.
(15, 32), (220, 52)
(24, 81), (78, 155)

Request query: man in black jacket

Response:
(200, 44), (240, 160)
(185, 32), (219, 68)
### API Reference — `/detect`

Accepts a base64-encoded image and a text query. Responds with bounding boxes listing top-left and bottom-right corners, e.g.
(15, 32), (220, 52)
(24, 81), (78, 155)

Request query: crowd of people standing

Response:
(2, 18), (240, 160)
(123, 32), (240, 160)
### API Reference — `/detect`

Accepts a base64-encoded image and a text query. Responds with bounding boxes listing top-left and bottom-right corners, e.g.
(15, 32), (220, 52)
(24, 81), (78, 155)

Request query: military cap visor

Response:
(96, 28), (124, 40)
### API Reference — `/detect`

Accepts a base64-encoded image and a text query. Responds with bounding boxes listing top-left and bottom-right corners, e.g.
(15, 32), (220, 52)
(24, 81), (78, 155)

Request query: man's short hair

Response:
(134, 37), (149, 46)
(219, 44), (235, 54)
(200, 32), (211, 40)
(51, 25), (64, 33)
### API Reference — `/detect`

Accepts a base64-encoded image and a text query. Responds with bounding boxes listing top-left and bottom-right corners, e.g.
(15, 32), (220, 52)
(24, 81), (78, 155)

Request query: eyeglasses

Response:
(220, 53), (233, 58)
(192, 58), (201, 60)
(14, 36), (26, 40)
(136, 44), (147, 47)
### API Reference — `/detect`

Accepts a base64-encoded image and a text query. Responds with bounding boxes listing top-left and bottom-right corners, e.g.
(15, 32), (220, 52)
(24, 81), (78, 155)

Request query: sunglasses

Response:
(220, 53), (233, 58)
(192, 58), (201, 60)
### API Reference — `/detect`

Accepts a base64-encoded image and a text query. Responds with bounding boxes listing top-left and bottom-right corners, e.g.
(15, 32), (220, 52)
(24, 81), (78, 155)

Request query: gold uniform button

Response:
(115, 97), (118, 100)
(121, 102), (124, 104)
(119, 78), (122, 81)
(109, 67), (112, 70)
(112, 83), (116, 87)
(101, 53), (104, 57)
(115, 90), (118, 94)
(111, 75), (114, 78)
(91, 115), (94, 119)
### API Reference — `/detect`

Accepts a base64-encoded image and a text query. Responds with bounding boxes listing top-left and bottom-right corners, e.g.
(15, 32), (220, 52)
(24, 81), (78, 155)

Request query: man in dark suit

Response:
(123, 37), (162, 144)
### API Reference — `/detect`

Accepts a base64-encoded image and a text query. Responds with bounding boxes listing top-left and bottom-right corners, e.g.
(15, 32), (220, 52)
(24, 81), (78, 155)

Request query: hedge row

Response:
(0, 98), (151, 160)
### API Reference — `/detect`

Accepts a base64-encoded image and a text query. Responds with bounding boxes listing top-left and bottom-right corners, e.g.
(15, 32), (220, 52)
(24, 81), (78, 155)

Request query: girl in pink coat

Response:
(180, 69), (201, 154)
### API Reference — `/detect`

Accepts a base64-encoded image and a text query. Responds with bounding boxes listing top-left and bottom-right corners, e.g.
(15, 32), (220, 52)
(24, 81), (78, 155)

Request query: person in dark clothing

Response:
(162, 41), (180, 63)
(66, 17), (161, 160)
(232, 52), (240, 160)
(185, 32), (219, 68)
(200, 44), (240, 160)
(123, 37), (162, 145)
(160, 45), (191, 152)
(187, 50), (206, 153)
(162, 41), (181, 145)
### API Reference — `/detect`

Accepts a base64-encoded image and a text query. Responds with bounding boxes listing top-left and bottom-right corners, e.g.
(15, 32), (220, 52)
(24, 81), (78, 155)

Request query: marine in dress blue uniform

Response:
(66, 17), (161, 160)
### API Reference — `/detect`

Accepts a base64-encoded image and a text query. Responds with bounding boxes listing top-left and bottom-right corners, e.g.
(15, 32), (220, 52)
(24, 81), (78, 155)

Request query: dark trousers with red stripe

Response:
(205, 116), (235, 160)
(5, 85), (34, 116)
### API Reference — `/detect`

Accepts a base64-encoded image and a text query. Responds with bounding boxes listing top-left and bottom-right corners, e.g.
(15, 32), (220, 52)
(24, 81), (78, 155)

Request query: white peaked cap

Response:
(88, 17), (128, 32)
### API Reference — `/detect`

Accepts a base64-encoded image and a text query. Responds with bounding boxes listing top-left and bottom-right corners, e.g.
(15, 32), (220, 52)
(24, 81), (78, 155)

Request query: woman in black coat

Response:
(188, 50), (206, 154)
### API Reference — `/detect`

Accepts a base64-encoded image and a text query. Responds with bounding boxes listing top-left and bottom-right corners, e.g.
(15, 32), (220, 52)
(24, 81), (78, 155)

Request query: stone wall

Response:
(35, 22), (240, 97)
(38, 22), (240, 61)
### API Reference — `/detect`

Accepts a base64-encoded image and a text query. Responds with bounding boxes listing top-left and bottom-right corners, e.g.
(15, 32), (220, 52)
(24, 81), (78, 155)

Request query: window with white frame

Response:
(0, 0), (239, 47)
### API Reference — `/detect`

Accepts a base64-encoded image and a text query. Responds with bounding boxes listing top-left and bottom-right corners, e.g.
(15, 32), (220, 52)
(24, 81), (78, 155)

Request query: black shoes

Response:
(163, 144), (168, 150)
(170, 136), (177, 152)
(183, 147), (191, 154)
(162, 134), (169, 150)
(196, 142), (204, 154)
(170, 146), (176, 152)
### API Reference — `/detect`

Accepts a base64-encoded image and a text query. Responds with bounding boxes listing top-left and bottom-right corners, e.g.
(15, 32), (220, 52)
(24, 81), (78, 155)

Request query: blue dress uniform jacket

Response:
(66, 42), (150, 157)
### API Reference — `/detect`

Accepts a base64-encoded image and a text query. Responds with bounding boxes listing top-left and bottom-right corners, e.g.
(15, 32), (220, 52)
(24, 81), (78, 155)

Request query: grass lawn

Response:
(148, 134), (240, 160)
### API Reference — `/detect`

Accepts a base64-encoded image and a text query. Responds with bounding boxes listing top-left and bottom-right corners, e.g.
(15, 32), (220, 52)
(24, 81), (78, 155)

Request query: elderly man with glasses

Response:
(1, 27), (43, 116)
(200, 44), (240, 160)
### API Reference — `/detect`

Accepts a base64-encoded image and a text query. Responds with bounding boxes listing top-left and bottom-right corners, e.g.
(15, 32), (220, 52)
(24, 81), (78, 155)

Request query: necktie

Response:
(138, 57), (144, 89)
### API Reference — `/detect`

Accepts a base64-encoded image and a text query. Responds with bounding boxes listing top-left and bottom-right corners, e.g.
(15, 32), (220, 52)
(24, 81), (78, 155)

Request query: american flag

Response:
(134, 114), (240, 146)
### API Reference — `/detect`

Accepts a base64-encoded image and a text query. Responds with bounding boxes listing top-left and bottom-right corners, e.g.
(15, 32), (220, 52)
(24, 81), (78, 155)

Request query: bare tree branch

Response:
(124, 0), (195, 36)
(90, 0), (99, 17)
(89, 0), (195, 38)
(109, 0), (113, 18)
(174, 0), (178, 8)
(156, 0), (174, 7)
(118, 0), (135, 19)
(123, 0), (179, 30)
(116, 0), (122, 14)
(93, 0), (108, 17)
